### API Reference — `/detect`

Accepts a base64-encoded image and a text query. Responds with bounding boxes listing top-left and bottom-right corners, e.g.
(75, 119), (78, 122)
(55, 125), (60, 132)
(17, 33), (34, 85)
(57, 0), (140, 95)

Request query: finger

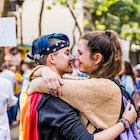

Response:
(125, 102), (131, 110)
(48, 88), (58, 97)
(55, 75), (63, 95)
(43, 77), (51, 87)
(44, 79), (56, 95)
(51, 89), (56, 96)
(51, 77), (62, 97)
(130, 104), (136, 112)
(130, 104), (137, 118)
(54, 79), (62, 96)
(48, 79), (59, 96)
(44, 77), (61, 96)
(44, 80), (52, 90)
(57, 87), (62, 96)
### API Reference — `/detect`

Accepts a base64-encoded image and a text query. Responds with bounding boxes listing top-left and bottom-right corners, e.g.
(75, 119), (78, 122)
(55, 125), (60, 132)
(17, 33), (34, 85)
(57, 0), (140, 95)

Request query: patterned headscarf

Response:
(27, 33), (70, 60)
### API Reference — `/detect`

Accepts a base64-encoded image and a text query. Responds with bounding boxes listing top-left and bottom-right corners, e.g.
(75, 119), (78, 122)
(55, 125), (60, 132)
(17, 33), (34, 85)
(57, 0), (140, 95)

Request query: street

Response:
(10, 123), (19, 140)
(10, 123), (140, 140)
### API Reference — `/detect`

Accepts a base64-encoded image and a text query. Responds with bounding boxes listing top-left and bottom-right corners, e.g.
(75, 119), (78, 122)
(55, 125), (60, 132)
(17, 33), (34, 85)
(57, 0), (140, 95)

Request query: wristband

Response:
(119, 117), (130, 129)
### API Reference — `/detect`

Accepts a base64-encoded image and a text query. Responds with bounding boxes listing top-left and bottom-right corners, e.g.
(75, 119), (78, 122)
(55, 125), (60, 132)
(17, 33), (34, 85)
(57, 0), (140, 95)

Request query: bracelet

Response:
(119, 117), (130, 129)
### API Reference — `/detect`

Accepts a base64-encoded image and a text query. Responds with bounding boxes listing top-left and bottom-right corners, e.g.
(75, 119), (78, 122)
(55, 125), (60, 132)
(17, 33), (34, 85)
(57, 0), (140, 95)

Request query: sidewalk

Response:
(10, 121), (140, 140)
(10, 123), (19, 140)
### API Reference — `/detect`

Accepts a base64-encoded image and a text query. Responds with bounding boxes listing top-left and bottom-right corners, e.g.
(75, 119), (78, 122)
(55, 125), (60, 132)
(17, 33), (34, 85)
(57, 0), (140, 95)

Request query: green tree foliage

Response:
(46, 0), (82, 51)
(84, 0), (140, 45)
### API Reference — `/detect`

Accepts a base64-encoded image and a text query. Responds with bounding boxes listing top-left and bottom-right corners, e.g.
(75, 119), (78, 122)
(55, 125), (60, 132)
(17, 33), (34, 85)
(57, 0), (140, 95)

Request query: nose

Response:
(69, 54), (74, 60)
(74, 56), (79, 60)
(71, 56), (79, 64)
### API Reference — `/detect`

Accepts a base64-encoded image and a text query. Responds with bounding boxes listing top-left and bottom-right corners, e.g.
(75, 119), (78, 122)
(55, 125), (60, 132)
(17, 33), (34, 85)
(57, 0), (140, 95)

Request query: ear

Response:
(48, 54), (56, 64)
(93, 53), (103, 65)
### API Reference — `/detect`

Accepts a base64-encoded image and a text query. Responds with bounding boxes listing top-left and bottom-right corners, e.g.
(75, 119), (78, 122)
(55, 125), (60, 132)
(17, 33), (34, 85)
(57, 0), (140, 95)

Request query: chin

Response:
(79, 68), (85, 73)
(64, 69), (72, 74)
(68, 70), (73, 74)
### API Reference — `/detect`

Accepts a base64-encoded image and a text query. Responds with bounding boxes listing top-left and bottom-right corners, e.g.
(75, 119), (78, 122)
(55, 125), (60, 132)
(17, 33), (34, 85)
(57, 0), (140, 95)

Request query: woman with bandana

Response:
(22, 32), (137, 140)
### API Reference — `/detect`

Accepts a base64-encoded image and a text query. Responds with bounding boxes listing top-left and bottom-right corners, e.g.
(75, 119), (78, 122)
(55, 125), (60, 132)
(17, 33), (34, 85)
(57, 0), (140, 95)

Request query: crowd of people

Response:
(0, 61), (35, 140)
(0, 30), (140, 140)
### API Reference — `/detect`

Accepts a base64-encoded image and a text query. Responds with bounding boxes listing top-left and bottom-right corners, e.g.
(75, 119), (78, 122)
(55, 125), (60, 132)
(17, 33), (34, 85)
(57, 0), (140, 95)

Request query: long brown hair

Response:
(81, 30), (123, 78)
(123, 61), (137, 86)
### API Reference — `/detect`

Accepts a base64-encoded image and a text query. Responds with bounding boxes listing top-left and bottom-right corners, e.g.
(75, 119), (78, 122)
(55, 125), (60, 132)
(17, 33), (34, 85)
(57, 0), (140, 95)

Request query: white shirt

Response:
(0, 78), (17, 140)
(0, 70), (16, 91)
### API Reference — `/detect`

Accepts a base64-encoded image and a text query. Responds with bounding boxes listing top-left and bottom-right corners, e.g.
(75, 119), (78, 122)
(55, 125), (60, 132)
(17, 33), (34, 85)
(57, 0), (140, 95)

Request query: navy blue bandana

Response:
(27, 33), (70, 60)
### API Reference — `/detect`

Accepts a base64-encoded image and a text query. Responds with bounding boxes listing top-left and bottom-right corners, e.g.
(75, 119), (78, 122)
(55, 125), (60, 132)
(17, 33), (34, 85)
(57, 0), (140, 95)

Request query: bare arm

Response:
(94, 102), (137, 140)
(94, 122), (124, 140)
(26, 66), (137, 139)
(27, 65), (63, 96)
(27, 70), (122, 130)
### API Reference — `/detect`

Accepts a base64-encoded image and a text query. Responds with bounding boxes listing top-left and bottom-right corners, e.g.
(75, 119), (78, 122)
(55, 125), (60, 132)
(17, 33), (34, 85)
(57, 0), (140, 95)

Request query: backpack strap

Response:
(108, 77), (136, 118)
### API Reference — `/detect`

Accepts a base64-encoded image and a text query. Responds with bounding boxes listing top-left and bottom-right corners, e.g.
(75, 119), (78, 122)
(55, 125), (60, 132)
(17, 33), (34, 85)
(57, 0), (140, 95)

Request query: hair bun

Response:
(105, 30), (111, 37)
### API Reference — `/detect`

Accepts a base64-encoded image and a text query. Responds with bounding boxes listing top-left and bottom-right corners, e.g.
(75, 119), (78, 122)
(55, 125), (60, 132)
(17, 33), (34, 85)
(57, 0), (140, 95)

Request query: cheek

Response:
(79, 57), (94, 72)
(79, 55), (89, 65)
(61, 54), (69, 60)
(78, 55), (84, 62)
(61, 54), (72, 64)
(62, 54), (72, 64)
(78, 57), (87, 71)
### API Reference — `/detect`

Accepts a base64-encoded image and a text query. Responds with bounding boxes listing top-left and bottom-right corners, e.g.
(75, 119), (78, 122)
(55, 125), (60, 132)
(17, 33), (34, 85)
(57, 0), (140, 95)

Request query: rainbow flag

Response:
(20, 92), (43, 140)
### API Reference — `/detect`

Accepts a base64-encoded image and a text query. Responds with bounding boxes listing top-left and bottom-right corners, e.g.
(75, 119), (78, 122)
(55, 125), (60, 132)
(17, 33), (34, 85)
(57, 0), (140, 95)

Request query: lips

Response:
(69, 60), (73, 66)
(78, 62), (82, 67)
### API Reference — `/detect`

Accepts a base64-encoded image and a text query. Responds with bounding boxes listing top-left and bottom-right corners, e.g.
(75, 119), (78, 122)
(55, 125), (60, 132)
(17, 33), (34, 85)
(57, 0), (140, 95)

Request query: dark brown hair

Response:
(123, 61), (137, 86)
(81, 30), (123, 78)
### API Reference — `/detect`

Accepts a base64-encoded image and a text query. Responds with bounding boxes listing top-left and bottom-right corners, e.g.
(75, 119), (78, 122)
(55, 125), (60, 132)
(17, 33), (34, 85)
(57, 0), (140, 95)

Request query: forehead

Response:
(77, 39), (89, 52)
(57, 46), (70, 53)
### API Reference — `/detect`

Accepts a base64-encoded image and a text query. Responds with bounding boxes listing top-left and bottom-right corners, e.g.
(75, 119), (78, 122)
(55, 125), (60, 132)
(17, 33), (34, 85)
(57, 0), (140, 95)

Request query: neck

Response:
(49, 66), (63, 77)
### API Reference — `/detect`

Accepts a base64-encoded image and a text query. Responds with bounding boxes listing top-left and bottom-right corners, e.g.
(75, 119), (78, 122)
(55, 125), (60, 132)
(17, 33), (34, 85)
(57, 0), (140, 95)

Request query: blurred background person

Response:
(119, 60), (140, 129)
(0, 77), (17, 140)
(19, 61), (35, 140)
(0, 63), (17, 126)
(9, 65), (22, 125)
(134, 64), (140, 130)
(119, 60), (137, 96)
(19, 61), (35, 111)
(134, 64), (140, 93)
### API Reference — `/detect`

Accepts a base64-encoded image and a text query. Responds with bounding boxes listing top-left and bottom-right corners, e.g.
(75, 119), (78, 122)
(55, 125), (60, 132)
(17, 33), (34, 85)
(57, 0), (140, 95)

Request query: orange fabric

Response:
(20, 92), (42, 140)
(20, 96), (31, 140)
(14, 72), (22, 94)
